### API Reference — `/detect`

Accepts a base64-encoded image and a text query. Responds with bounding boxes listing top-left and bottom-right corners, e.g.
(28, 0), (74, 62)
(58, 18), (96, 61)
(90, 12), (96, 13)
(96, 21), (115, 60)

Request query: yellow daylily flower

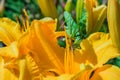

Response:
(18, 18), (120, 80)
(85, 0), (107, 35)
(37, 0), (58, 18)
(107, 0), (120, 52)
(0, 17), (120, 80)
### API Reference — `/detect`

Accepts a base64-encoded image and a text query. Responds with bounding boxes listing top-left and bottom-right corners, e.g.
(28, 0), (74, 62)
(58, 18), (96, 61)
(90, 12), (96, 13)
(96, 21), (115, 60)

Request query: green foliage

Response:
(72, 0), (77, 5)
(64, 10), (87, 47)
(58, 38), (66, 48)
(78, 8), (87, 38)
(107, 57), (120, 68)
(3, 0), (41, 21)
(99, 23), (109, 33)
(97, 0), (103, 4)
(64, 11), (80, 39)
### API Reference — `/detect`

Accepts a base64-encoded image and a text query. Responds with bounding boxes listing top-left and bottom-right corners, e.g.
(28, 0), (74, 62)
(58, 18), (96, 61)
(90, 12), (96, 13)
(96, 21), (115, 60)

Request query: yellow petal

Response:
(93, 5), (107, 32)
(26, 55), (41, 80)
(0, 18), (22, 45)
(25, 19), (65, 75)
(17, 31), (30, 57)
(85, 0), (106, 34)
(0, 42), (19, 59)
(91, 65), (120, 80)
(43, 74), (75, 80)
(75, 32), (120, 67)
(19, 58), (31, 80)
(64, 34), (74, 74)
(87, 32), (110, 48)
(72, 63), (94, 80)
(87, 32), (120, 67)
(74, 39), (97, 65)
(0, 57), (18, 80)
(0, 57), (4, 80)
(85, 0), (94, 34)
(95, 42), (119, 67)
(4, 68), (18, 80)
(43, 68), (92, 80)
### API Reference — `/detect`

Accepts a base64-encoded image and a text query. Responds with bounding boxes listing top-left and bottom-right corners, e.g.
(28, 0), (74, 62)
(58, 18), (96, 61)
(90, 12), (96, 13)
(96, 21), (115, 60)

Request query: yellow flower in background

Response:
(107, 0), (120, 52)
(85, 0), (107, 35)
(37, 0), (58, 18)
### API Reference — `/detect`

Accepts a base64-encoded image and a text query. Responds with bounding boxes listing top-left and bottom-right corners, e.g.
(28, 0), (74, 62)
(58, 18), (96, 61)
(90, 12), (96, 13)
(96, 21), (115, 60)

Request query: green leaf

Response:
(78, 8), (87, 38)
(58, 38), (66, 48)
(64, 11), (80, 39)
(97, 0), (103, 4)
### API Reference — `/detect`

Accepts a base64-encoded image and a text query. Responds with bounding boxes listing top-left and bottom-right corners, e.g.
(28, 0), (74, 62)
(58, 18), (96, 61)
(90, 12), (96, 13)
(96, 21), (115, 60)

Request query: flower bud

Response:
(65, 0), (74, 13)
(37, 0), (58, 18)
(85, 0), (107, 35)
(107, 0), (120, 52)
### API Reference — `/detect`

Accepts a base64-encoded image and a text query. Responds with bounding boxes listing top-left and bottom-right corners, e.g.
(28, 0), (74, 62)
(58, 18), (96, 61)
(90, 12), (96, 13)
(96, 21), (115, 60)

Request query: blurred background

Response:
(0, 0), (41, 21)
(0, 0), (107, 21)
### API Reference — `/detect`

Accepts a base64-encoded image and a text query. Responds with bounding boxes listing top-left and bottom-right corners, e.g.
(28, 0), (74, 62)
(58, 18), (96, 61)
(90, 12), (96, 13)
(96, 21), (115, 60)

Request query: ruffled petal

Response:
(74, 39), (97, 65)
(24, 19), (65, 75)
(87, 32), (120, 67)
